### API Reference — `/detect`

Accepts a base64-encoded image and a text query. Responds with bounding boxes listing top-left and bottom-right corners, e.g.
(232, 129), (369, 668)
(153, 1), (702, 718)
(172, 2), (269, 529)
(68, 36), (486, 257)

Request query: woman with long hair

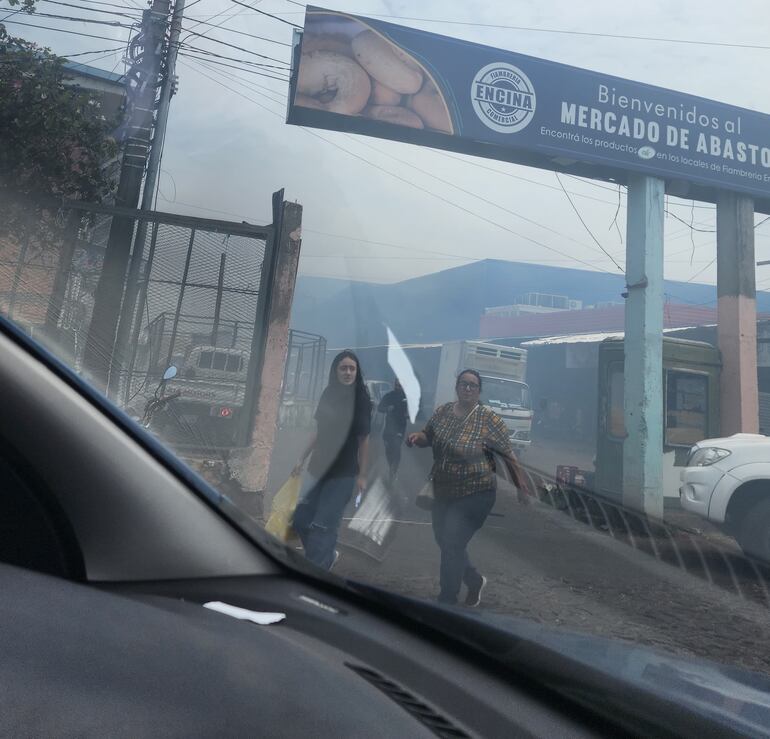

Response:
(291, 350), (372, 570)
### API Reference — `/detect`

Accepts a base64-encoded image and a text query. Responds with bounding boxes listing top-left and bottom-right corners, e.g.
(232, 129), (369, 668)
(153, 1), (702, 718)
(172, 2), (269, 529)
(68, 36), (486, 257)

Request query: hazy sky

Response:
(9, 0), (770, 286)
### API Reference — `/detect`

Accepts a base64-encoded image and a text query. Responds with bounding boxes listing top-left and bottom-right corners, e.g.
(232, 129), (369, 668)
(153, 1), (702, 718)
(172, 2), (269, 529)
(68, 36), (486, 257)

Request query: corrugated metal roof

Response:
(522, 326), (702, 347)
(480, 303), (723, 339)
(63, 60), (124, 85)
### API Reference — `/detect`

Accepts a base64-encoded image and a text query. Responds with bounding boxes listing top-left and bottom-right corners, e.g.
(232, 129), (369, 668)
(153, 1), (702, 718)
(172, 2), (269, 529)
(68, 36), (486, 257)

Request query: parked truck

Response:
(158, 345), (248, 446)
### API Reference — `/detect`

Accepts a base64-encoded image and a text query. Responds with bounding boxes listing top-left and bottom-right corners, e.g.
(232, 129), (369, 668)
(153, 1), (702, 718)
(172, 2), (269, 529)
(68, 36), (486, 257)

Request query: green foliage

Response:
(0, 27), (119, 204)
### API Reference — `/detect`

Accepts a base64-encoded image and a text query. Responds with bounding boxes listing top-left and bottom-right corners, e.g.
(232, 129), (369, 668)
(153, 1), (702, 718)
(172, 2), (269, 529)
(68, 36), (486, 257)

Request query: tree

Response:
(0, 20), (118, 207)
(0, 16), (120, 332)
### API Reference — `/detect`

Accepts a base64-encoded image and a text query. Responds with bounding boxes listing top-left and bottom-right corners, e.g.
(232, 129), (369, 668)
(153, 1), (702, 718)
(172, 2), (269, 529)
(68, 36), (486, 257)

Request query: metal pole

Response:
(164, 228), (195, 371)
(108, 0), (186, 398)
(83, 0), (171, 389)
(211, 252), (227, 346)
(122, 220), (160, 405)
(622, 174), (665, 519)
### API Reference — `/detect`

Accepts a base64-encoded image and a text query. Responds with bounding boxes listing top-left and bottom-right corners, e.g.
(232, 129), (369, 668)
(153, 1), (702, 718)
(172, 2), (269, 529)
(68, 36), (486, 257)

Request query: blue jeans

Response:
(291, 474), (355, 570)
(431, 489), (496, 604)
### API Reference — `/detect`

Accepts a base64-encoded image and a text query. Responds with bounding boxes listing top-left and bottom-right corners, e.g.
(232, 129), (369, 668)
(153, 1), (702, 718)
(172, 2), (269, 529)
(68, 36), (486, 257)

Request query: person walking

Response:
(377, 378), (407, 485)
(291, 350), (372, 570)
(407, 369), (529, 607)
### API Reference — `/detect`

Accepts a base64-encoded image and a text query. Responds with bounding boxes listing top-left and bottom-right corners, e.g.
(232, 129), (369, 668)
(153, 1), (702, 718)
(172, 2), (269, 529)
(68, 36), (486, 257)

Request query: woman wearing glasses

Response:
(407, 369), (528, 607)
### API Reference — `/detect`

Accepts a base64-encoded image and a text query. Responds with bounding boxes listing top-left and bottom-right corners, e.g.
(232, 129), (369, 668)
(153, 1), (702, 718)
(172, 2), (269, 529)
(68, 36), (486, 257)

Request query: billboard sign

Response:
(287, 7), (770, 211)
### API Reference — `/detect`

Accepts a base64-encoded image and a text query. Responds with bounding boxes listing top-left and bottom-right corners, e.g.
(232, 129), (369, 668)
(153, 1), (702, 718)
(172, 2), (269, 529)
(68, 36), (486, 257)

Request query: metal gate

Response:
(0, 196), (275, 447)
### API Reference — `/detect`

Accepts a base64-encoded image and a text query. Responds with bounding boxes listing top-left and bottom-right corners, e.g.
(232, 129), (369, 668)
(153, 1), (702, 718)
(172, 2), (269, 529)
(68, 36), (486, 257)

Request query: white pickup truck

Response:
(680, 433), (770, 560)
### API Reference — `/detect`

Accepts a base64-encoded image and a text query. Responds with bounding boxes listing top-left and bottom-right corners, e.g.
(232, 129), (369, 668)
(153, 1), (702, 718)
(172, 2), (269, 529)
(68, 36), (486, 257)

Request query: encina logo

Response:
(471, 62), (536, 133)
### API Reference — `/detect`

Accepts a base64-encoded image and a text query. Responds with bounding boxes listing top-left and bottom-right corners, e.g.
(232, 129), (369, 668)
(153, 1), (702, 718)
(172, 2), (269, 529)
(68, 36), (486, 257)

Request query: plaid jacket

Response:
(423, 402), (514, 499)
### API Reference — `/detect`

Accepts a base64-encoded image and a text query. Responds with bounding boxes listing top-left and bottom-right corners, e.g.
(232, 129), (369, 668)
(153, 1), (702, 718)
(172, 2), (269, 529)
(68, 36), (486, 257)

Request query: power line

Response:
(178, 15), (289, 46)
(179, 50), (289, 79)
(60, 47), (120, 66)
(554, 173), (624, 271)
(686, 257), (716, 283)
(230, 0), (300, 28)
(37, 0), (141, 18)
(3, 18), (132, 40)
(177, 24), (288, 63)
(0, 7), (135, 27)
(192, 55), (288, 92)
(347, 137), (615, 259)
(59, 0), (143, 9)
(191, 58), (625, 268)
(665, 210), (716, 233)
(267, 5), (770, 52)
(206, 59), (624, 264)
(62, 45), (125, 55)
(0, 43), (123, 60)
(178, 42), (289, 70)
(184, 60), (620, 275)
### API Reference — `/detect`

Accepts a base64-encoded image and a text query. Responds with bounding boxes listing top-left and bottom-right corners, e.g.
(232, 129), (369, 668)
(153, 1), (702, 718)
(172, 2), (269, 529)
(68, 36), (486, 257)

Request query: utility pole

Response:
(109, 0), (186, 399)
(82, 0), (171, 390)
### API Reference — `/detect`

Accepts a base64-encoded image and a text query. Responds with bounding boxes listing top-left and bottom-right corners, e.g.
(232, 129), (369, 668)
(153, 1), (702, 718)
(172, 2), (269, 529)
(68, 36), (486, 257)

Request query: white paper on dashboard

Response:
(385, 326), (421, 424)
(203, 601), (286, 625)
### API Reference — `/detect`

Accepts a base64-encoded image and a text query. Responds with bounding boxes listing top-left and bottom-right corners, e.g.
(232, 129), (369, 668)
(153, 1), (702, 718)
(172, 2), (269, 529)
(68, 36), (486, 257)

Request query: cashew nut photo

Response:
(364, 104), (424, 129)
(371, 80), (402, 106)
(408, 79), (454, 134)
(297, 50), (372, 115)
(351, 30), (423, 95)
(295, 14), (456, 135)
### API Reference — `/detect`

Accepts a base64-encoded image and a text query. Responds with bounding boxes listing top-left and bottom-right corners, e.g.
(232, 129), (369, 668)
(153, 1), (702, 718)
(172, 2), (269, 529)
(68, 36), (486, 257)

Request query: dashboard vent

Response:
(346, 663), (470, 738)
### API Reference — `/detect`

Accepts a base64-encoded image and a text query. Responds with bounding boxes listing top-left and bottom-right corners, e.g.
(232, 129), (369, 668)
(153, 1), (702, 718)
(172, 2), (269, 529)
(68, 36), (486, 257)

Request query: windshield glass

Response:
(480, 378), (529, 409)
(5, 0), (770, 691)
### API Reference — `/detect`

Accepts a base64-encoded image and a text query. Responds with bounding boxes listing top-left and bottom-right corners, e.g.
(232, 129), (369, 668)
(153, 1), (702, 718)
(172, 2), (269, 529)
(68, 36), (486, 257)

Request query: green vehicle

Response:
(595, 337), (721, 505)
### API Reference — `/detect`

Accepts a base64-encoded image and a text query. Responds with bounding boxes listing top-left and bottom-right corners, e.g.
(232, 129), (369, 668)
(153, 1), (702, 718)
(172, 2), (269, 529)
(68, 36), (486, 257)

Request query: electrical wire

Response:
(37, 0), (140, 19)
(60, 47), (121, 66)
(554, 173), (624, 271)
(178, 43), (289, 70)
(178, 15), (289, 46)
(178, 50), (289, 79)
(176, 24), (288, 63)
(0, 44), (123, 60)
(3, 18), (132, 39)
(230, 0), (300, 29)
(665, 210), (716, 232)
(190, 56), (285, 93)
(182, 59), (621, 275)
(268, 4), (770, 52)
(0, 7), (135, 27)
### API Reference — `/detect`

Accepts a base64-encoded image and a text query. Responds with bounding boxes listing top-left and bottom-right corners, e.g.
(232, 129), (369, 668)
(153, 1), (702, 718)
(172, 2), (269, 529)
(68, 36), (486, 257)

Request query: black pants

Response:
(431, 489), (495, 604)
(383, 433), (403, 474)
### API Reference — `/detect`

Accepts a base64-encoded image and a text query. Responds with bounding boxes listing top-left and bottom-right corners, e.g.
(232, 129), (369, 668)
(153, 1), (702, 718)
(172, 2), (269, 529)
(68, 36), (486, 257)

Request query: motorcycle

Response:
(141, 366), (181, 429)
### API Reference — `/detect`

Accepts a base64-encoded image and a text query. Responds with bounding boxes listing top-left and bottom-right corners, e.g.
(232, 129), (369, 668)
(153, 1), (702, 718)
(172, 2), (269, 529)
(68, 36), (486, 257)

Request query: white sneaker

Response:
(465, 575), (487, 608)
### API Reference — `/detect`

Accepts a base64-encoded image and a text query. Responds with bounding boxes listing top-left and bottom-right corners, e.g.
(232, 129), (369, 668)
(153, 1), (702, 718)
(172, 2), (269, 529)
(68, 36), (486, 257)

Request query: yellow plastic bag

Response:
(265, 474), (301, 542)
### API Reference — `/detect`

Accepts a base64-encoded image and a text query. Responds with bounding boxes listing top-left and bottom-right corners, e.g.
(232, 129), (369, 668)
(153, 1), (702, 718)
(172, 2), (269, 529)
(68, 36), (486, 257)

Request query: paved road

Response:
(267, 426), (770, 677)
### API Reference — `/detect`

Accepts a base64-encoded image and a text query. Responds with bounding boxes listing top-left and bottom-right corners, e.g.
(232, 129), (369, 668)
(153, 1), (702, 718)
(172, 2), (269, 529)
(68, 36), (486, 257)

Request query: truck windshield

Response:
(480, 378), (530, 409)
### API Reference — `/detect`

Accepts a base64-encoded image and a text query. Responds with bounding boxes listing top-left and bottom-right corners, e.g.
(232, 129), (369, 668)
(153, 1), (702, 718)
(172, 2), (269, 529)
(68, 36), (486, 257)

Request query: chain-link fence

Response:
(0, 197), (274, 449)
(279, 329), (327, 428)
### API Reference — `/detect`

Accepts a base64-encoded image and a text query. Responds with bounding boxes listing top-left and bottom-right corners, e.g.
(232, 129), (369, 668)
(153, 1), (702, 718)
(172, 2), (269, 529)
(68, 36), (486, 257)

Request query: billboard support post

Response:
(717, 193), (758, 435)
(623, 174), (665, 519)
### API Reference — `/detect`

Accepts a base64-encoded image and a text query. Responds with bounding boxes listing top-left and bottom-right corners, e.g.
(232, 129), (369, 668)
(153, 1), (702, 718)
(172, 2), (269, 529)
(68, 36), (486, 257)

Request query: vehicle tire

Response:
(736, 496), (770, 562)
